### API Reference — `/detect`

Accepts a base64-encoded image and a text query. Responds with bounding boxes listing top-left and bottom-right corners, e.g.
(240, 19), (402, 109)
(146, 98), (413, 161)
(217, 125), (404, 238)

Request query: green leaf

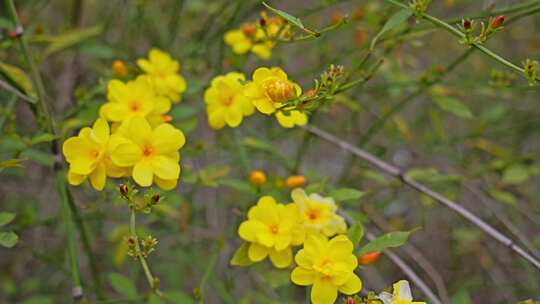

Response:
(262, 2), (319, 36)
(370, 9), (412, 50)
(489, 189), (517, 206)
(502, 164), (530, 184)
(358, 229), (418, 255)
(0, 62), (35, 99)
(0, 231), (18, 248)
(329, 188), (366, 202)
(405, 168), (461, 183)
(0, 212), (16, 226)
(44, 25), (103, 57)
(107, 272), (138, 299)
(30, 133), (56, 145)
(451, 288), (472, 304)
(0, 159), (25, 173)
(347, 221), (364, 247)
(230, 242), (254, 266)
(433, 96), (474, 119)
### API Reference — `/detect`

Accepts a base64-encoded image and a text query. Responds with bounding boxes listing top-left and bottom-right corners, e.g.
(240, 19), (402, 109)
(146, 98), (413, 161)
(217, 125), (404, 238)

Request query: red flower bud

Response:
(462, 19), (472, 30)
(7, 30), (18, 39)
(151, 194), (160, 204)
(491, 15), (505, 29)
(358, 251), (382, 265)
(119, 184), (129, 197)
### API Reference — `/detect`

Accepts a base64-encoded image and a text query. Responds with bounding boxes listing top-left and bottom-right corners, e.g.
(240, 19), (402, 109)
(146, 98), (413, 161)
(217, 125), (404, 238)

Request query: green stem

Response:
(55, 171), (83, 301)
(385, 0), (540, 82)
(129, 208), (162, 297)
(6, 1), (85, 301)
(233, 128), (249, 175)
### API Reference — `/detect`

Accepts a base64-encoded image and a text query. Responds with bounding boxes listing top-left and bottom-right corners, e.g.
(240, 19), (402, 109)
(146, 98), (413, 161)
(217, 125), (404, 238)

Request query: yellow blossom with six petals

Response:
(111, 117), (185, 190)
(291, 234), (362, 304)
(291, 188), (347, 237)
(62, 118), (130, 190)
(204, 72), (254, 129)
(137, 48), (187, 103)
(100, 77), (171, 128)
(238, 196), (305, 268)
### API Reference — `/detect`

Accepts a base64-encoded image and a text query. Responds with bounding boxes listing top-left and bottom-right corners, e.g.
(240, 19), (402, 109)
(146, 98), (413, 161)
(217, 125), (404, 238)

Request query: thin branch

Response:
(305, 124), (540, 270)
(0, 78), (36, 104)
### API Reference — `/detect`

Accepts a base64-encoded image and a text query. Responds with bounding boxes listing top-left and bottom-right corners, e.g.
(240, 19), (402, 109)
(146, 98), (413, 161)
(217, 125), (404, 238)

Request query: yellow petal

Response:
(111, 143), (141, 167)
(130, 116), (152, 139)
(268, 247), (292, 268)
(312, 278), (338, 304)
(251, 44), (272, 60)
(154, 176), (178, 191)
(92, 118), (110, 143)
(248, 243), (268, 262)
(62, 137), (93, 163)
(274, 233), (292, 251)
(150, 155), (180, 180)
(100, 102), (127, 122)
(238, 220), (265, 242)
(291, 267), (315, 286)
(328, 235), (354, 260)
(89, 162), (106, 191)
(208, 109), (226, 129)
(133, 160), (153, 186)
(294, 249), (313, 269)
(252, 67), (272, 83)
(253, 98), (276, 114)
(225, 108), (242, 127)
(152, 124), (186, 153)
(67, 170), (86, 186)
(338, 273), (362, 295)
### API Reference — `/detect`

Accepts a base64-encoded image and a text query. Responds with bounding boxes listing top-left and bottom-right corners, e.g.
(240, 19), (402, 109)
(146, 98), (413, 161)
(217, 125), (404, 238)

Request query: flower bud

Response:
(358, 251), (381, 265)
(462, 19), (472, 30)
(491, 15), (505, 29)
(161, 114), (173, 123)
(242, 23), (256, 36)
(112, 60), (127, 77)
(151, 194), (160, 204)
(119, 184), (129, 197)
(249, 170), (267, 186)
(344, 296), (356, 304)
(285, 175), (306, 188)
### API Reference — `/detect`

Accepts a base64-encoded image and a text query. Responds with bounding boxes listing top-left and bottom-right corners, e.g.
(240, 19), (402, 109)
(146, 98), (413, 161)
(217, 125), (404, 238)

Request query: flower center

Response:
(269, 224), (279, 235)
(143, 145), (154, 157)
(129, 101), (141, 112)
(89, 149), (100, 159)
(306, 208), (320, 222)
(263, 79), (295, 103)
(314, 258), (334, 276)
(222, 96), (234, 107)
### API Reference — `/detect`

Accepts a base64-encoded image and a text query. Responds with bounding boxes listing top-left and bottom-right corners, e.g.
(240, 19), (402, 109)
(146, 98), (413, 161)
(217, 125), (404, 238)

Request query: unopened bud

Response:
(242, 23), (256, 36)
(491, 15), (505, 29)
(119, 184), (129, 197)
(259, 17), (267, 27)
(344, 296), (356, 304)
(285, 175), (307, 188)
(358, 251), (382, 265)
(249, 170), (267, 186)
(162, 114), (173, 123)
(151, 194), (160, 204)
(112, 60), (127, 77)
(462, 19), (472, 30)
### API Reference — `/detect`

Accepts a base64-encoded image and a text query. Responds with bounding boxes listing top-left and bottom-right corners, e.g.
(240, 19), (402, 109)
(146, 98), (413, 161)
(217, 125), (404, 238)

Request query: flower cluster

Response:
(63, 49), (186, 191)
(224, 11), (289, 60)
(204, 67), (308, 129)
(234, 188), (359, 304)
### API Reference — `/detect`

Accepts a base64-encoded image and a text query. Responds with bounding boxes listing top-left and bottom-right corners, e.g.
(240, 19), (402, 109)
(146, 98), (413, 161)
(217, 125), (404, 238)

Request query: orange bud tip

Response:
(285, 175), (307, 188)
(249, 170), (267, 186)
(112, 60), (127, 77)
(358, 251), (382, 265)
(162, 114), (173, 123)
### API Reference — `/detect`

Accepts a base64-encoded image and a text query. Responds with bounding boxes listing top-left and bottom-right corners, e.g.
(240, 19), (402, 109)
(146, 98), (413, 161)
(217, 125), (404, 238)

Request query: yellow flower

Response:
(378, 280), (426, 304)
(244, 67), (302, 114)
(238, 196), (304, 268)
(100, 77), (171, 127)
(62, 119), (130, 190)
(291, 234), (362, 304)
(111, 117), (185, 190)
(291, 188), (347, 237)
(224, 24), (275, 60)
(203, 72), (254, 129)
(276, 110), (308, 128)
(137, 48), (187, 103)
